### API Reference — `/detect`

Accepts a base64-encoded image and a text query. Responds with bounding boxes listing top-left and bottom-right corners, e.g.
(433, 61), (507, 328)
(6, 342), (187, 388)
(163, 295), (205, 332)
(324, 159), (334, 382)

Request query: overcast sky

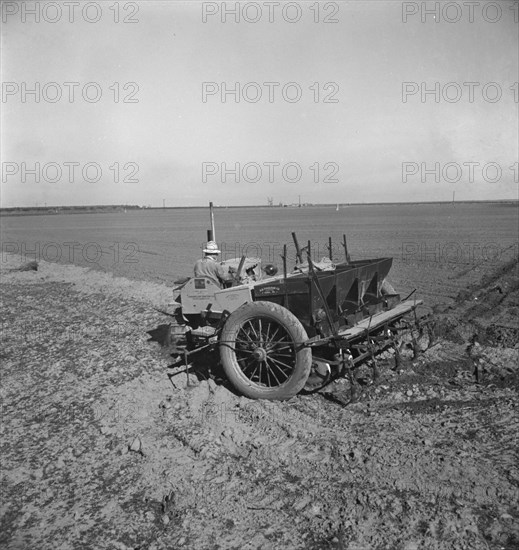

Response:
(1, 0), (518, 207)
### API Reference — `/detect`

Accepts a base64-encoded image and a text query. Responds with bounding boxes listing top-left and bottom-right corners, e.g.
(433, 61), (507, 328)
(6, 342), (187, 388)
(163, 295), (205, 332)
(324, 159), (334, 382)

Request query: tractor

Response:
(168, 204), (424, 401)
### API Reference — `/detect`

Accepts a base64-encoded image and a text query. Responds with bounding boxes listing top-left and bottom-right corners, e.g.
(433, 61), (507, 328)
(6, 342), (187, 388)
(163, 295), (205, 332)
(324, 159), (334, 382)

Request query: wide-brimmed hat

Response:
(203, 241), (221, 254)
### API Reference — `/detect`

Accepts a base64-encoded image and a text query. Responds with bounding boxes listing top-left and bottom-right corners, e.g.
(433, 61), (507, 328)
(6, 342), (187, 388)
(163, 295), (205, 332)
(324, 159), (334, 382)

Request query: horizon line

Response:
(1, 198), (518, 211)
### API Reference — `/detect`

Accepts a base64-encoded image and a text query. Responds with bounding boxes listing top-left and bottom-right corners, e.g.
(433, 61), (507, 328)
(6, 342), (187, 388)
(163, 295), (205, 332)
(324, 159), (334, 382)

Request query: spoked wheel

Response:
(219, 301), (312, 400)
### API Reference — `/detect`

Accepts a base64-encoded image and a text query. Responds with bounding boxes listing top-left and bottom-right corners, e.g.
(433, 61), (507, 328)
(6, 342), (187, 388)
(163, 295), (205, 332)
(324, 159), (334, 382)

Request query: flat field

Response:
(1, 202), (518, 549)
(1, 202), (518, 305)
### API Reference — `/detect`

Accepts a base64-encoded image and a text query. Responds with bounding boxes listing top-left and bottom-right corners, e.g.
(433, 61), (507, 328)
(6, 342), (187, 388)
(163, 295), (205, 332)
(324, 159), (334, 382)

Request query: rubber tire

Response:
(219, 301), (312, 400)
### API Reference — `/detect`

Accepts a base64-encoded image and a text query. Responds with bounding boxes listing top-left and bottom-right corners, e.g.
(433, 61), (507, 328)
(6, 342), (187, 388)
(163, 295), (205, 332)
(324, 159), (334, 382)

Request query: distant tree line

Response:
(0, 205), (143, 216)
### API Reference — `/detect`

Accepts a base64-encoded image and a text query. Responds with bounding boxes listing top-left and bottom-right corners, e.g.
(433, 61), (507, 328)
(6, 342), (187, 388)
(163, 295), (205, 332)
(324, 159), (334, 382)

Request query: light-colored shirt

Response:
(194, 257), (232, 287)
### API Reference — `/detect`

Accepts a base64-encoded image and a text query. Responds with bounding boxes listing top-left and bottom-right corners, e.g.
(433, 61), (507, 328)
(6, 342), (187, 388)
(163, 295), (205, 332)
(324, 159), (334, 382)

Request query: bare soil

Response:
(1, 253), (518, 550)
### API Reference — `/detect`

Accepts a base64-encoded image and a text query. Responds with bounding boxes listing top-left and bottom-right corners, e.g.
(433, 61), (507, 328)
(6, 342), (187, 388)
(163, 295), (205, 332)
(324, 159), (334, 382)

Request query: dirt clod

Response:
(1, 254), (518, 549)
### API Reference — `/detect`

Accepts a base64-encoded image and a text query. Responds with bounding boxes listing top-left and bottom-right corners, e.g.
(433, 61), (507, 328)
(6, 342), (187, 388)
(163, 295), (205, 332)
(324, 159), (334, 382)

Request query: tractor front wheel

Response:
(219, 301), (312, 400)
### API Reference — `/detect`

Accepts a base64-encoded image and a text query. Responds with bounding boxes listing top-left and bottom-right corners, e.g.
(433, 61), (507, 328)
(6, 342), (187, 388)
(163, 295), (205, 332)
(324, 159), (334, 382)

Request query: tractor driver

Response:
(194, 241), (234, 288)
